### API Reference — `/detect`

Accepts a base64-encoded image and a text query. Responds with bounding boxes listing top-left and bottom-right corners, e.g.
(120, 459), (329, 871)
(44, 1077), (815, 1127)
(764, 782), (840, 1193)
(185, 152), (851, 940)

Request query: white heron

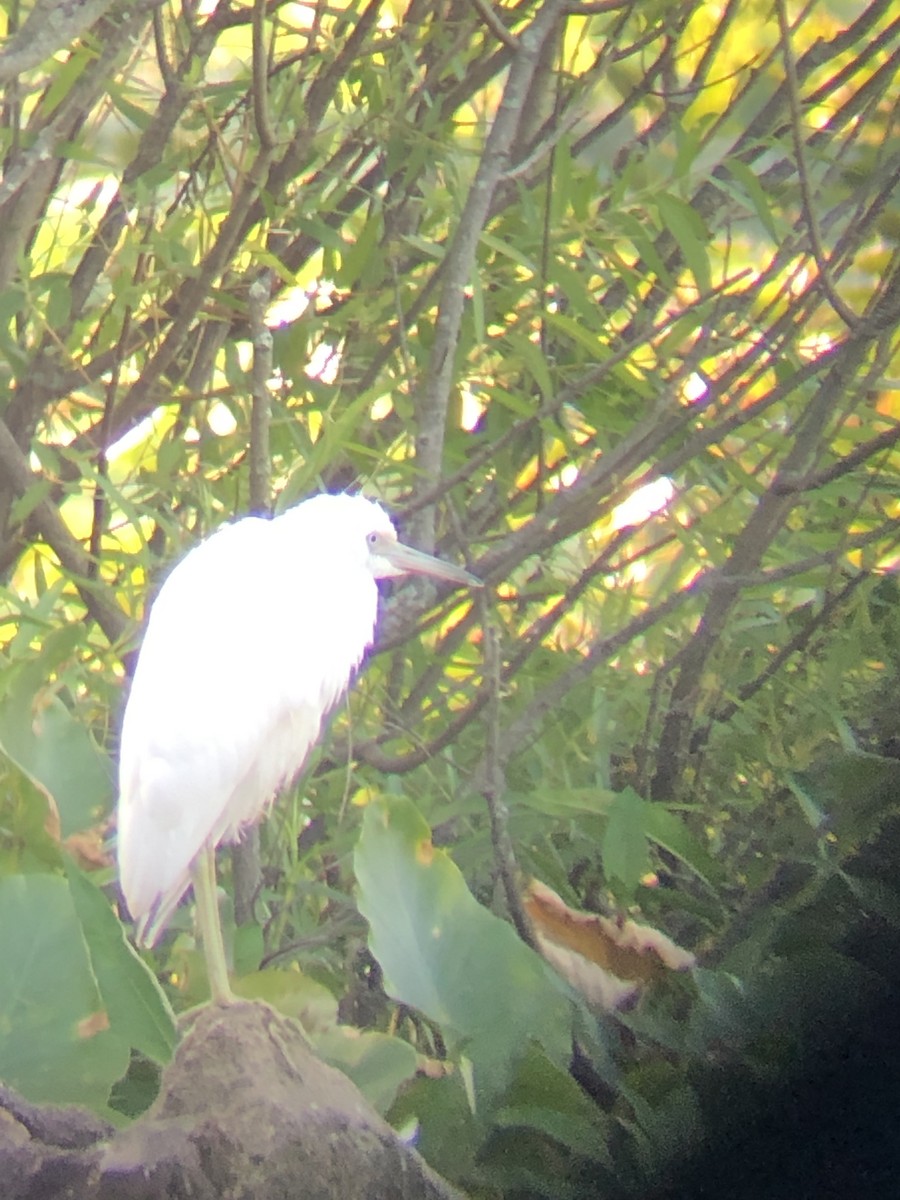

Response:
(118, 492), (480, 1003)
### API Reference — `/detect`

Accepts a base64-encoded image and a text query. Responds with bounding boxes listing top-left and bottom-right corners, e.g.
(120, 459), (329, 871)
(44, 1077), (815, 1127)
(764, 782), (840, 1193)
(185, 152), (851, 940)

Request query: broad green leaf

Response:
(493, 1041), (611, 1165)
(478, 1114), (606, 1199)
(0, 760), (61, 873)
(316, 1028), (418, 1114)
(744, 948), (885, 1059)
(789, 750), (900, 844)
(388, 1071), (481, 1185)
(0, 874), (129, 1113)
(0, 635), (113, 836)
(233, 918), (265, 977)
(234, 968), (339, 1030)
(355, 796), (573, 1105)
(602, 788), (651, 890)
(66, 862), (176, 1066)
(841, 873), (900, 927)
(641, 804), (724, 889)
(626, 1079), (703, 1174)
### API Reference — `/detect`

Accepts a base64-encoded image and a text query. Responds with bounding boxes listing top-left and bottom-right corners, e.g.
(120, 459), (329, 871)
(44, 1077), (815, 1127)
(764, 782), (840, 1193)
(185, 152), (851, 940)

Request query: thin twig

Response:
(247, 271), (274, 514)
(466, 0), (518, 50)
(690, 572), (870, 751)
(0, 417), (128, 645)
(479, 608), (538, 949)
(651, 262), (900, 800)
(413, 0), (568, 549)
(0, 0), (160, 85)
(772, 421), (900, 494)
(775, 0), (859, 329)
(251, 0), (275, 152)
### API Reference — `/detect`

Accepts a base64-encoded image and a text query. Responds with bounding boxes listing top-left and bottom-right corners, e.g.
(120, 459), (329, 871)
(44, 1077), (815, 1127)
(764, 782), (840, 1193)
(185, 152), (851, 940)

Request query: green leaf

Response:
(842, 873), (900, 927)
(509, 786), (616, 820)
(316, 1028), (418, 1114)
(234, 968), (339, 1029)
(493, 1041), (611, 1165)
(0, 874), (129, 1113)
(354, 796), (573, 1106)
(641, 804), (724, 889)
(0, 634), (113, 836)
(725, 158), (782, 240)
(107, 82), (153, 131)
(0, 755), (62, 873)
(9, 477), (54, 525)
(786, 772), (829, 832)
(654, 193), (711, 294)
(389, 1071), (481, 1184)
(544, 310), (608, 358)
(66, 861), (176, 1066)
(336, 216), (383, 290)
(498, 332), (554, 404)
(615, 211), (672, 284)
(33, 272), (73, 329)
(276, 389), (377, 509)
(626, 1079), (703, 1173)
(789, 750), (900, 844)
(479, 231), (540, 278)
(602, 788), (651, 890)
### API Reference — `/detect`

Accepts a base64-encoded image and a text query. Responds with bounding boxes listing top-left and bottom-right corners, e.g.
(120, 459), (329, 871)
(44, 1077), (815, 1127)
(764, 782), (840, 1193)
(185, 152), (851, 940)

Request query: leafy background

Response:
(0, 0), (899, 1194)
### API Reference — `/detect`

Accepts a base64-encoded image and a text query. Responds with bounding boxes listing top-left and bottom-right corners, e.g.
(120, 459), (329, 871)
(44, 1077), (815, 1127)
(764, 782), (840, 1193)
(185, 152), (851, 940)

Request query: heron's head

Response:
(364, 507), (481, 588)
(294, 493), (479, 587)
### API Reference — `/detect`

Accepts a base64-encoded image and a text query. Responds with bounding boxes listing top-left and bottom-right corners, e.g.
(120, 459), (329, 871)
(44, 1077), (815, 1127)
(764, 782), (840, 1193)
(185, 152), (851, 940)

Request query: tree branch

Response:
(480, 614), (537, 948)
(0, 0), (162, 85)
(412, 0), (568, 546)
(0, 417), (127, 645)
(650, 260), (900, 800)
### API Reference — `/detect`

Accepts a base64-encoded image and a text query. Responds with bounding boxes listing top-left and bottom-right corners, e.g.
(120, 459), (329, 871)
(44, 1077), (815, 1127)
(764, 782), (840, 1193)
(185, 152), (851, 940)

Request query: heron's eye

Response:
(367, 531), (380, 548)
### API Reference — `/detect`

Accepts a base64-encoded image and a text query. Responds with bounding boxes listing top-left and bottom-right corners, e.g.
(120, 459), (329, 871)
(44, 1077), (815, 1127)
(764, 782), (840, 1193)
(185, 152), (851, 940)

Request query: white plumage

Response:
(117, 492), (479, 997)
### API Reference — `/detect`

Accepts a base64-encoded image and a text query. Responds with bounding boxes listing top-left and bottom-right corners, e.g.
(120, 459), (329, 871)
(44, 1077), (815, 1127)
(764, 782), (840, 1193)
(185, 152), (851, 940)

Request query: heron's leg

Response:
(192, 846), (235, 1004)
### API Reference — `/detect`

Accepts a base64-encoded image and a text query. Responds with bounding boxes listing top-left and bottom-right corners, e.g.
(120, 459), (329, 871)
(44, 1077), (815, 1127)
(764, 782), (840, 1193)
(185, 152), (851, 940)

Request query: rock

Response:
(0, 1002), (466, 1200)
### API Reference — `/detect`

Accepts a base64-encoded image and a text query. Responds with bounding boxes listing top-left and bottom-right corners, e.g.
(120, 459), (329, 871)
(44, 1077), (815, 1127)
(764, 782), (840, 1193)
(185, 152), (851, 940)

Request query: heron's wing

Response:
(117, 518), (377, 943)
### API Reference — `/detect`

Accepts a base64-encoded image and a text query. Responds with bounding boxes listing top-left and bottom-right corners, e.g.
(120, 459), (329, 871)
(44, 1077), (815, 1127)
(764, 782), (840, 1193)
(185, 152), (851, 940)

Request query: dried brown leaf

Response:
(524, 879), (695, 1011)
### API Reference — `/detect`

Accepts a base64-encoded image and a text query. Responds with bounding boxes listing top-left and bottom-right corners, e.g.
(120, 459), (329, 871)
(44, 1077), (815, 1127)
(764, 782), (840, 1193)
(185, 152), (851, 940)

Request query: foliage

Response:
(1, 0), (899, 1193)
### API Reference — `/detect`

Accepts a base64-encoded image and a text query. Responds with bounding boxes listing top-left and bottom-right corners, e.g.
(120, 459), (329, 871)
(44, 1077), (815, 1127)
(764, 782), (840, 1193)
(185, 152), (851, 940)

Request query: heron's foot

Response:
(176, 991), (253, 1035)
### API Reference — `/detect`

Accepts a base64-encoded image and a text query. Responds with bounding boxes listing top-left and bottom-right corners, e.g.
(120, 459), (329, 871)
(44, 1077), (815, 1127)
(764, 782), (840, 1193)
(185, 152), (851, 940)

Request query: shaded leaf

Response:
(641, 804), (724, 889)
(789, 750), (900, 844)
(603, 788), (651, 890)
(354, 796), (573, 1105)
(0, 642), (113, 837)
(316, 1028), (418, 1114)
(494, 1041), (612, 1164)
(234, 968), (339, 1030)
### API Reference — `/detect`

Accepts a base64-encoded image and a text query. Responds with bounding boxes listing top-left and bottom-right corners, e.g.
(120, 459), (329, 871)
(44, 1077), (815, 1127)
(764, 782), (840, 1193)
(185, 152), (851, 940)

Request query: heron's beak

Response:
(384, 540), (482, 588)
